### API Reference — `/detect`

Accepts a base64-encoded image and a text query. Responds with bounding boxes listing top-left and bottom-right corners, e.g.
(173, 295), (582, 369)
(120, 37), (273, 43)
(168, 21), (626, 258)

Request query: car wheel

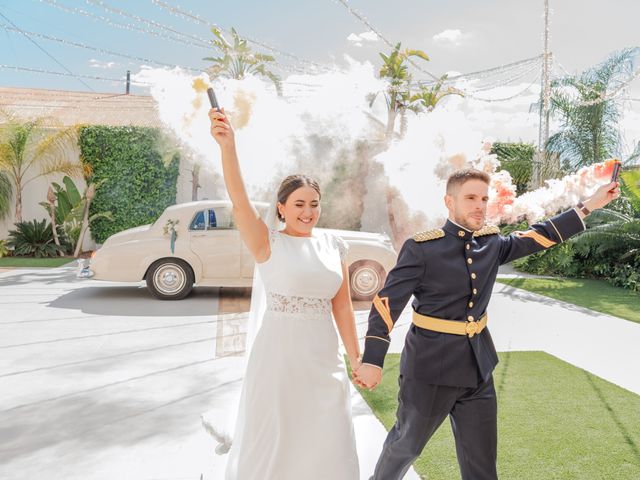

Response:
(349, 260), (386, 301)
(146, 258), (194, 300)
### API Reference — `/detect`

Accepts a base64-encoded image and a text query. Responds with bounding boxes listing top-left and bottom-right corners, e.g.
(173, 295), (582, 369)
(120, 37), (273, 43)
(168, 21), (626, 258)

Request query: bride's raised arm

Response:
(209, 108), (271, 262)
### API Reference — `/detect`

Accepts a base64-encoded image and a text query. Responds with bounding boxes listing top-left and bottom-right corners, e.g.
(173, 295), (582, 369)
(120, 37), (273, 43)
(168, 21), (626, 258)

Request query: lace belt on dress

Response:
(266, 292), (332, 315)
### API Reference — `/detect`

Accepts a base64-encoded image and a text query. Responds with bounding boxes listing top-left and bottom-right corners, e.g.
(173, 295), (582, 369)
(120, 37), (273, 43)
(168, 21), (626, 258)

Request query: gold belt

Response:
(412, 311), (488, 338)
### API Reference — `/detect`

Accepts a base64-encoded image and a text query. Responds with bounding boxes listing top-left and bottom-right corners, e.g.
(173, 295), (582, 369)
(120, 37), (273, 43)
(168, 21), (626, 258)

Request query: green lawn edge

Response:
(354, 352), (640, 479)
(0, 257), (76, 268)
(496, 276), (640, 324)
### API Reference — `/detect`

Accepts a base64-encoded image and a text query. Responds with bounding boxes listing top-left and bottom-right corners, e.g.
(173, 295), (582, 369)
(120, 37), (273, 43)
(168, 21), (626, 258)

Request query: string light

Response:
(447, 56), (543, 82)
(416, 55), (542, 86)
(38, 0), (325, 77)
(84, 0), (211, 48)
(570, 66), (640, 106)
(1, 25), (202, 72)
(151, 0), (328, 72)
(411, 59), (542, 95)
(0, 10), (95, 92)
(332, 0), (546, 103)
(549, 65), (640, 107)
(0, 88), (154, 101)
(39, 0), (210, 51)
(0, 64), (152, 85)
(465, 75), (541, 103)
(552, 56), (640, 107)
(467, 62), (542, 94)
(332, 0), (441, 81)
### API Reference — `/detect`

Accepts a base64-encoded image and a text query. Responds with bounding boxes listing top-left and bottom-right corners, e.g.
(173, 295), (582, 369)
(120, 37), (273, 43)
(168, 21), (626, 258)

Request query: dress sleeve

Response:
(333, 235), (349, 262)
(268, 229), (279, 245)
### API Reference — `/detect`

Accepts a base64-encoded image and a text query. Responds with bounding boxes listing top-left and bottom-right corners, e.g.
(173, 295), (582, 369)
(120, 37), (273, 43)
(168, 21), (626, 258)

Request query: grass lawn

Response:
(356, 352), (640, 480)
(0, 257), (75, 268)
(496, 277), (640, 324)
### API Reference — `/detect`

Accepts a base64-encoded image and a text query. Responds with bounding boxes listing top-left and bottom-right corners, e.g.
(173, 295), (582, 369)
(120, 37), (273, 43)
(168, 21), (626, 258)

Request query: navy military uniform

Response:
(362, 208), (586, 480)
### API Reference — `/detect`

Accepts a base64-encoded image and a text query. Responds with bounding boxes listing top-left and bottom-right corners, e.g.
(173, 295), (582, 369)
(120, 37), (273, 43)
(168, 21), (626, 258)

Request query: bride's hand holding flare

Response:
(208, 106), (270, 263)
(209, 108), (235, 149)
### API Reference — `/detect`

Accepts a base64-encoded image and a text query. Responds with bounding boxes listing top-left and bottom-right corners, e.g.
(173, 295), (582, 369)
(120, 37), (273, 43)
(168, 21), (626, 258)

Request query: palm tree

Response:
(369, 43), (427, 140)
(370, 43), (461, 140)
(411, 74), (462, 111)
(0, 171), (11, 221)
(0, 114), (84, 223)
(204, 27), (282, 95)
(545, 48), (639, 169)
(571, 208), (640, 263)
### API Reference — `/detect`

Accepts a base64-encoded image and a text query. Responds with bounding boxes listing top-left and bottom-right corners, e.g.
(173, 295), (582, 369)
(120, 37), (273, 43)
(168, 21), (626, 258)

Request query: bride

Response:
(208, 106), (361, 479)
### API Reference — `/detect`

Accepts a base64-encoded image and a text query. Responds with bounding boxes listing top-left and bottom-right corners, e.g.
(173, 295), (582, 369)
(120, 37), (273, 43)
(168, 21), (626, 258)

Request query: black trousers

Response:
(372, 374), (498, 480)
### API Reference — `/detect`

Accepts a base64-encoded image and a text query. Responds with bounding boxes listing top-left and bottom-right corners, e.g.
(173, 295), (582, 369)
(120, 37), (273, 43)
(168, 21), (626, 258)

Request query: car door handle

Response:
(192, 234), (208, 238)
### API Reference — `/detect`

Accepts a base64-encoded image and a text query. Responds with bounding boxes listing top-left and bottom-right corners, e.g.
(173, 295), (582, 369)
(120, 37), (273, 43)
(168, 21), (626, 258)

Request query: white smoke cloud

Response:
(133, 61), (619, 229)
(133, 60), (385, 196)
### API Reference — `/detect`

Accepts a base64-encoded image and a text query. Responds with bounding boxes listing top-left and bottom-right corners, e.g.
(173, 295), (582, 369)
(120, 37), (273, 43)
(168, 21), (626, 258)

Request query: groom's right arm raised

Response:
(209, 108), (270, 262)
(356, 239), (425, 387)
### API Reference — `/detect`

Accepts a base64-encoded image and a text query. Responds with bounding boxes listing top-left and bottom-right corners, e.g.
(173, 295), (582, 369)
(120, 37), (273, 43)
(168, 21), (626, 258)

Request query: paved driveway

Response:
(0, 266), (415, 480)
(2, 265), (638, 480)
(0, 265), (247, 480)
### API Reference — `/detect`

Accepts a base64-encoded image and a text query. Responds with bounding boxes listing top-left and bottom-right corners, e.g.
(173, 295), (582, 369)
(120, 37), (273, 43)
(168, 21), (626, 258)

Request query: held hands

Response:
(209, 108), (235, 149)
(352, 363), (382, 391)
(583, 181), (621, 211)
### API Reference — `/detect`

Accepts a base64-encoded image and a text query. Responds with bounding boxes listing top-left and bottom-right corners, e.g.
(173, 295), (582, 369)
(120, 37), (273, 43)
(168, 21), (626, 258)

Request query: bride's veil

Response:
(201, 195), (281, 456)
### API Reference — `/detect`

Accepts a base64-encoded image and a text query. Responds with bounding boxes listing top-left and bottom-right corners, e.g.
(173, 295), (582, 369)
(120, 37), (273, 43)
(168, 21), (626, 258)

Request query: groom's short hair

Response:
(446, 168), (490, 194)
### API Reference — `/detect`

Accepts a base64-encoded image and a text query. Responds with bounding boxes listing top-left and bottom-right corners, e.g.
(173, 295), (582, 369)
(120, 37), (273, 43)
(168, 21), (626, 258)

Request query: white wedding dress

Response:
(224, 230), (359, 480)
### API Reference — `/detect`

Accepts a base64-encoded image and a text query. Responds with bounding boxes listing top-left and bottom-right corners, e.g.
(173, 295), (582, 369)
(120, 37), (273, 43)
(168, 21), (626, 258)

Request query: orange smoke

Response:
(486, 172), (516, 224)
(594, 158), (621, 179)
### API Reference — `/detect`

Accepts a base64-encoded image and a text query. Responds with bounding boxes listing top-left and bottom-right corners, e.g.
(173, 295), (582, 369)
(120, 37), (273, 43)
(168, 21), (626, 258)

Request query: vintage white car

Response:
(88, 200), (397, 300)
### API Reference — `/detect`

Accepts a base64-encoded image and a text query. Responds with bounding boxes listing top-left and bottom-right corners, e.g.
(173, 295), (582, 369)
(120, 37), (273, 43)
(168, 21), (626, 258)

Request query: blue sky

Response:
(0, 0), (639, 94)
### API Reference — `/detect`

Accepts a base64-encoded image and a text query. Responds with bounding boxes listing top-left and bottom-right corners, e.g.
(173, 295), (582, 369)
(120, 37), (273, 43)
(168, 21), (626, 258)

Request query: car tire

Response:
(349, 260), (386, 301)
(146, 258), (194, 300)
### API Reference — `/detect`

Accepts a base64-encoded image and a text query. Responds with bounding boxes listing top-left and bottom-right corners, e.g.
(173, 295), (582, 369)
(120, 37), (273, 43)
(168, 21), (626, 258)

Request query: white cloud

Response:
(359, 31), (378, 42)
(347, 31), (379, 47)
(89, 59), (116, 69)
(432, 29), (466, 46)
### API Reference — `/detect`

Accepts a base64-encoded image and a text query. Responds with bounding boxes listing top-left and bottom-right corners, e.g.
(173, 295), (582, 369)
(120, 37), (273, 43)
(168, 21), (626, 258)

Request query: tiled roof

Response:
(0, 86), (162, 127)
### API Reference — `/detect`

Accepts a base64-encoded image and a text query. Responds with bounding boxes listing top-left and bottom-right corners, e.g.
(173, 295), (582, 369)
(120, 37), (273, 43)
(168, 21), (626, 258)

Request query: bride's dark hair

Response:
(276, 175), (321, 222)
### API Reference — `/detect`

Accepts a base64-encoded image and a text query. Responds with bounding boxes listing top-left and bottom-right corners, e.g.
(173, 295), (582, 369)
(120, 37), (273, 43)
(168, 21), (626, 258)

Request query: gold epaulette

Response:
(473, 225), (500, 237)
(413, 229), (445, 242)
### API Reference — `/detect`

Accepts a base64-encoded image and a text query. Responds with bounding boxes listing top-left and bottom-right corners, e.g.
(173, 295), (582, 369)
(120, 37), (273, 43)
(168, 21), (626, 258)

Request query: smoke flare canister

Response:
(207, 88), (220, 110)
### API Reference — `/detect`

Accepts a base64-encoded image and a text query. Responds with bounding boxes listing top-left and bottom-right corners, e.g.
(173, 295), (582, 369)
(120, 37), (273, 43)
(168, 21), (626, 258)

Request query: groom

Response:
(354, 168), (620, 480)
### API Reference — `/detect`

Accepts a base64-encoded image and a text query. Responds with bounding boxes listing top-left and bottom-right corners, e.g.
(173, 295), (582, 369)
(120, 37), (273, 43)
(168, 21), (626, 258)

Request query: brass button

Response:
(458, 230), (465, 237)
(466, 244), (470, 250)
(467, 258), (473, 264)
(468, 301), (474, 308)
(466, 321), (478, 337)
(473, 288), (478, 295)
(471, 273), (477, 279)
(468, 315), (474, 321)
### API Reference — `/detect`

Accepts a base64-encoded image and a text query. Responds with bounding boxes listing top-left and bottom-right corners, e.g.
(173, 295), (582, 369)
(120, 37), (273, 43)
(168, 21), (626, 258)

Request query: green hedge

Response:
(491, 142), (535, 195)
(79, 126), (180, 244)
(621, 168), (640, 213)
